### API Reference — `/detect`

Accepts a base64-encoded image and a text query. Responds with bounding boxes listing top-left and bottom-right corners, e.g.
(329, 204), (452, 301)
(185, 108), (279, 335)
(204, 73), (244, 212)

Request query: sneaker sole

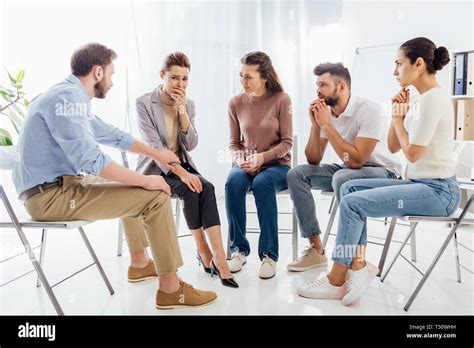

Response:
(127, 275), (159, 283)
(297, 289), (340, 299)
(287, 262), (328, 272)
(230, 261), (247, 273)
(259, 273), (276, 280)
(155, 298), (217, 310)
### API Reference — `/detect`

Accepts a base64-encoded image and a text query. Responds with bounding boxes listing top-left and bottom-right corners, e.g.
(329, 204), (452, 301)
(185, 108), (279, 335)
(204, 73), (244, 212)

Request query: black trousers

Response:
(162, 161), (220, 230)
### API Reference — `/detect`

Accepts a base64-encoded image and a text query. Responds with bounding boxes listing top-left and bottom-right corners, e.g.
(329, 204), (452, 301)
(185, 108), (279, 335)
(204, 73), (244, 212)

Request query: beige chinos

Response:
(25, 175), (183, 273)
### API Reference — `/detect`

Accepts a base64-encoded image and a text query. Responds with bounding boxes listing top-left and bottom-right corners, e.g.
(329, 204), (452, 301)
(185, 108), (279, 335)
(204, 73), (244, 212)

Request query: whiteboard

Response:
(350, 43), (408, 169)
(352, 43), (404, 117)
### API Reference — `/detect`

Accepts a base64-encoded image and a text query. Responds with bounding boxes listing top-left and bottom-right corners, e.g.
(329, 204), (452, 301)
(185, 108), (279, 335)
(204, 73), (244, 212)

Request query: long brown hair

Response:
(241, 51), (284, 92)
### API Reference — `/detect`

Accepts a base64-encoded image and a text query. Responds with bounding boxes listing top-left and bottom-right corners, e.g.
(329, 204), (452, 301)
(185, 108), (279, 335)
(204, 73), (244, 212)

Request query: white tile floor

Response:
(0, 192), (473, 315)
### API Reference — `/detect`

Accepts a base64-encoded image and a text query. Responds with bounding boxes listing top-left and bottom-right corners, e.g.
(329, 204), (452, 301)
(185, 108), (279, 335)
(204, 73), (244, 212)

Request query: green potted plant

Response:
(0, 69), (29, 169)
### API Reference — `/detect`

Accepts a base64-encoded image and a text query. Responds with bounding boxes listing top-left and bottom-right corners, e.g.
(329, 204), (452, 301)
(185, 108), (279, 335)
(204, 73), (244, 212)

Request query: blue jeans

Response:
(332, 176), (461, 266)
(287, 163), (398, 238)
(225, 165), (290, 262)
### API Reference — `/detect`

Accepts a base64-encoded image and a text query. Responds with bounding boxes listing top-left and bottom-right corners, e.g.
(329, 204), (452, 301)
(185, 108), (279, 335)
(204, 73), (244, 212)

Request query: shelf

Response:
(451, 95), (474, 99)
(452, 50), (474, 55)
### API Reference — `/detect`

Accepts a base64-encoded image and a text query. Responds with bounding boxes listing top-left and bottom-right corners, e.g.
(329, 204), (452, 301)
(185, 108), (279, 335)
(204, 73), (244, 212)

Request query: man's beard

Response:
(94, 79), (109, 99)
(320, 89), (339, 107)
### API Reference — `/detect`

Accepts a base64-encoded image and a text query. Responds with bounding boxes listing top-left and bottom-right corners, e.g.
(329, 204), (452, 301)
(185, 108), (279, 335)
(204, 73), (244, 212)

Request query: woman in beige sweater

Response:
(225, 51), (293, 280)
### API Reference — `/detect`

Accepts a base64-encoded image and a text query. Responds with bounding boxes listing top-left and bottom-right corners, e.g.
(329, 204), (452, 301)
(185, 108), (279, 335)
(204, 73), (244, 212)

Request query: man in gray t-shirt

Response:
(286, 62), (402, 272)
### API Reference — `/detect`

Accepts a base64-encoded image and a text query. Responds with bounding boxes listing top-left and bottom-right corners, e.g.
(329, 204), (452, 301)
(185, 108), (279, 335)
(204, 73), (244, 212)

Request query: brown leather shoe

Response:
(128, 259), (158, 283)
(156, 281), (217, 309)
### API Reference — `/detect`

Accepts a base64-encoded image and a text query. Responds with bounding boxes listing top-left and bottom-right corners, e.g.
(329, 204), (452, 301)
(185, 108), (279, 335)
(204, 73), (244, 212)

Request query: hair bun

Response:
(433, 46), (450, 70)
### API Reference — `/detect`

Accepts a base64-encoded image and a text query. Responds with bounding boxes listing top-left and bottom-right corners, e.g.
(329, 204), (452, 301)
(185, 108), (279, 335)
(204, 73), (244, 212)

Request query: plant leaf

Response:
(24, 99), (29, 107)
(0, 131), (13, 146)
(15, 70), (25, 83)
(6, 69), (16, 84)
(1, 93), (12, 102)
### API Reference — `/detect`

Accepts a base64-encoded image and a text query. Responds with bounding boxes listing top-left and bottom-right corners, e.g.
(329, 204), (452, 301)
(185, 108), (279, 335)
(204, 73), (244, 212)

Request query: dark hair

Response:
(313, 62), (351, 90)
(241, 51), (284, 92)
(162, 52), (191, 71)
(400, 37), (450, 74)
(71, 43), (117, 76)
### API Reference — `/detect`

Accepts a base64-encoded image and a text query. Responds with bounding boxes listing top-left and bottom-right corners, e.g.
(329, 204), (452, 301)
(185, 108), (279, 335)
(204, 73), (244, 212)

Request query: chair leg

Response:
(322, 199), (338, 247)
(78, 227), (114, 295)
(453, 232), (462, 283)
(381, 222), (418, 282)
(117, 220), (124, 257)
(36, 228), (48, 288)
(328, 196), (335, 214)
(404, 222), (461, 311)
(175, 199), (181, 235)
(17, 226), (64, 315)
(410, 229), (417, 262)
(292, 207), (298, 260)
(377, 217), (397, 276)
(0, 187), (65, 315)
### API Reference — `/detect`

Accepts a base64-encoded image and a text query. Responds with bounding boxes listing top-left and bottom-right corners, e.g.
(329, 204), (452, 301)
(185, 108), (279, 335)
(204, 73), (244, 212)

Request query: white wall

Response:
(1, 0), (473, 202)
(341, 0), (474, 208)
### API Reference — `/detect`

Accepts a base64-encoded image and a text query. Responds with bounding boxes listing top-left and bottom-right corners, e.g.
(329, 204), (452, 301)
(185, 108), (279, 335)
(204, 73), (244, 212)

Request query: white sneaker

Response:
(297, 274), (346, 299)
(259, 254), (277, 279)
(342, 261), (379, 306)
(229, 250), (247, 273)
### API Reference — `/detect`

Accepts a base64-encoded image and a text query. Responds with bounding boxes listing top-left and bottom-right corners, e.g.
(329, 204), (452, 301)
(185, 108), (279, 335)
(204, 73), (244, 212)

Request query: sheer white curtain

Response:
(126, 0), (343, 199)
(1, 0), (344, 198)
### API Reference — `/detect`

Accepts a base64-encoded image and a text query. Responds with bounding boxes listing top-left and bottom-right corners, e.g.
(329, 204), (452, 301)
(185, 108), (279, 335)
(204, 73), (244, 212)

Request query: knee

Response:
(339, 193), (360, 215)
(150, 191), (172, 210)
(201, 180), (215, 196)
(287, 165), (310, 185)
(339, 180), (355, 198)
(202, 180), (215, 193)
(182, 188), (200, 203)
(251, 175), (273, 194)
(331, 171), (352, 194)
(225, 170), (248, 194)
(286, 167), (302, 187)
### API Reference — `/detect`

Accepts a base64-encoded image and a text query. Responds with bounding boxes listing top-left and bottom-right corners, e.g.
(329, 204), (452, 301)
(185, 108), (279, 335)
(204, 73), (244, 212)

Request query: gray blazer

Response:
(135, 87), (199, 176)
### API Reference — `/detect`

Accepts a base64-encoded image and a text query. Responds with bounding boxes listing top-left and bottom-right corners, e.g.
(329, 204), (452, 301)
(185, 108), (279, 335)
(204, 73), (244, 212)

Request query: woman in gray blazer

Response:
(135, 52), (237, 288)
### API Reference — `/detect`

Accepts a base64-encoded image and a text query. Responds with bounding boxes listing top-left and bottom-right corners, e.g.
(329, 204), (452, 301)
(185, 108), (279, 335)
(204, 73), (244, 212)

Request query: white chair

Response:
(381, 189), (474, 311)
(226, 135), (299, 261)
(116, 151), (187, 257)
(321, 190), (417, 275)
(0, 175), (114, 315)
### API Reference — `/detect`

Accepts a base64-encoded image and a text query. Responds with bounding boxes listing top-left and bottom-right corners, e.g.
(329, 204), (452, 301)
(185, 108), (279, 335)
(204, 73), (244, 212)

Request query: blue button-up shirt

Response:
(13, 74), (135, 196)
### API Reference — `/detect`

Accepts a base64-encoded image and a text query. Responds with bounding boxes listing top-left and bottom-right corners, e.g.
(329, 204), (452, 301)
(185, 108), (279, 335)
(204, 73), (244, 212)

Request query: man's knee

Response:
(331, 169), (358, 194)
(287, 166), (303, 187)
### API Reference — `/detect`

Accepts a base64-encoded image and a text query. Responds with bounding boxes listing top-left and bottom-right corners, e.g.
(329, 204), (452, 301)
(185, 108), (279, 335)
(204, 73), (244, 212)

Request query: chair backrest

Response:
(291, 134), (298, 167)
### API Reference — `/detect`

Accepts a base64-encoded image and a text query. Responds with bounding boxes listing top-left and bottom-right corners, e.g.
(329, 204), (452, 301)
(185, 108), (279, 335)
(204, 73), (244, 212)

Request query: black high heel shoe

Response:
(210, 259), (239, 288)
(197, 253), (217, 275)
